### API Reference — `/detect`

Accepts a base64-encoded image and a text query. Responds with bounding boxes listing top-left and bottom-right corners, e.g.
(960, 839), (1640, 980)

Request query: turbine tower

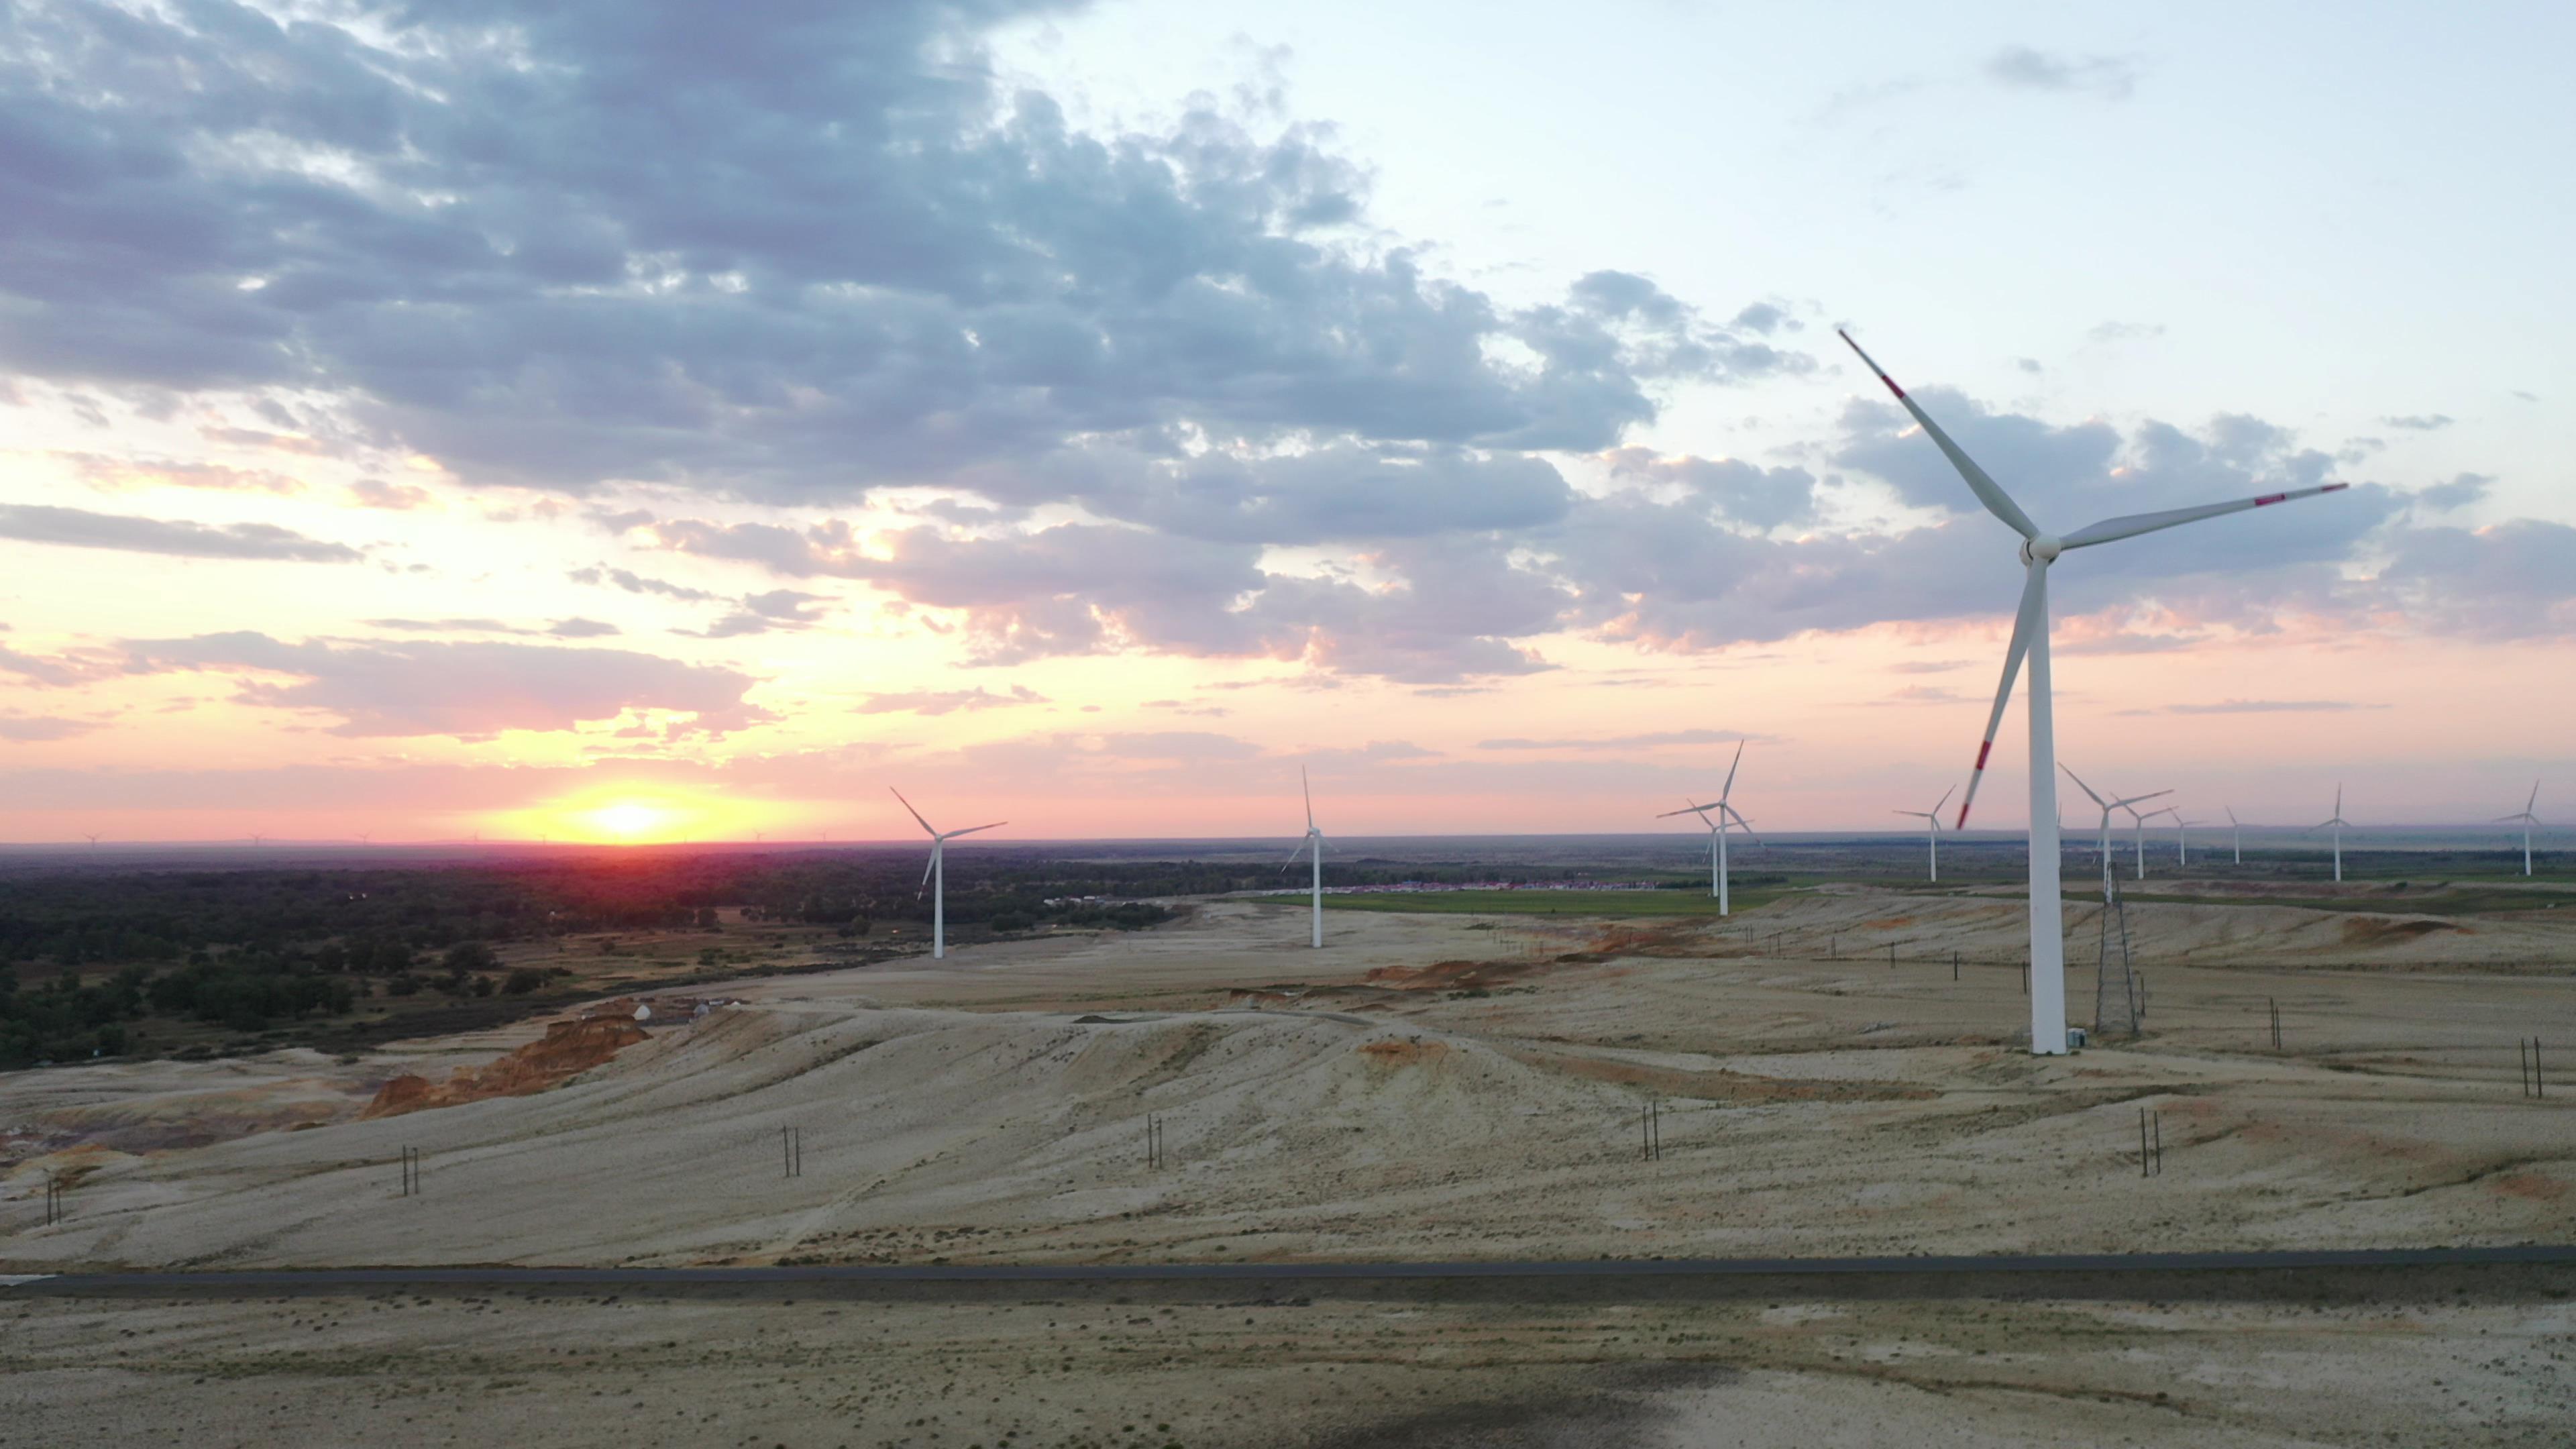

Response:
(890, 787), (1005, 960)
(2316, 785), (2351, 883)
(1893, 785), (1956, 882)
(2498, 782), (2542, 877)
(2151, 807), (2200, 867)
(2061, 766), (2166, 1038)
(1658, 741), (1754, 914)
(2121, 796), (2161, 881)
(1840, 328), (2348, 1055)
(1283, 768), (1327, 948)
(2225, 806), (2243, 865)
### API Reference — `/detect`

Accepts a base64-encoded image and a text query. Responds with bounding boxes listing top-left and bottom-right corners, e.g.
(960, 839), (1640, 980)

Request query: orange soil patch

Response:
(1362, 958), (1546, 992)
(2339, 917), (2463, 945)
(1505, 1046), (1930, 1105)
(2491, 1171), (2567, 1202)
(1357, 1038), (1452, 1068)
(362, 1018), (647, 1120)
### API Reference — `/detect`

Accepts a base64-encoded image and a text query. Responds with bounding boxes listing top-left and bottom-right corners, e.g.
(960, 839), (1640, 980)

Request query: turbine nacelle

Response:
(2020, 535), (2064, 565)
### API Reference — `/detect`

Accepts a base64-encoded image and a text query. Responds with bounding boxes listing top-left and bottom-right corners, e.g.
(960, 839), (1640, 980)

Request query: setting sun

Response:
(592, 801), (669, 841)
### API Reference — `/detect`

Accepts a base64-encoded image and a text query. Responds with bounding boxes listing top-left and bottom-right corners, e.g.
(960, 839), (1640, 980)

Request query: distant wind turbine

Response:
(890, 787), (1005, 960)
(1283, 768), (1328, 948)
(82, 833), (99, 851)
(2225, 806), (2243, 865)
(1837, 329), (2347, 1055)
(2498, 782), (2542, 877)
(2061, 767), (2169, 880)
(2315, 786), (2351, 883)
(1658, 741), (1755, 913)
(2119, 796), (2165, 881)
(1893, 784), (1956, 882)
(2152, 808), (2206, 867)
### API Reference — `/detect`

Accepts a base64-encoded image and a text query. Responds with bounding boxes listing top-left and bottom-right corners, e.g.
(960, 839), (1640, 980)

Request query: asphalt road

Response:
(8, 1244), (2575, 1294)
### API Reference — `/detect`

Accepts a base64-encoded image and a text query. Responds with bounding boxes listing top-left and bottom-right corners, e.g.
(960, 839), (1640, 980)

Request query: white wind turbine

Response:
(890, 787), (1005, 960)
(2498, 782), (2542, 877)
(1283, 767), (1327, 948)
(2315, 785), (2351, 883)
(2225, 806), (2243, 865)
(1841, 329), (2349, 1055)
(2061, 767), (2168, 878)
(2120, 796), (2163, 881)
(2151, 806), (2206, 867)
(1893, 785), (1956, 882)
(1658, 741), (1755, 913)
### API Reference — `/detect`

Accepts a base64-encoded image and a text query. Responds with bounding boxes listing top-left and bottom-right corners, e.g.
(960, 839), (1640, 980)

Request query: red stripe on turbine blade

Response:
(2322, 482), (2349, 492)
(1974, 741), (1992, 770)
(2253, 492), (2287, 506)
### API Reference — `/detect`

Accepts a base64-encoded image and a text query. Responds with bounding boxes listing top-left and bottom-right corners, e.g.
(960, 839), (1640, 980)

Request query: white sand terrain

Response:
(3, 884), (2572, 1444)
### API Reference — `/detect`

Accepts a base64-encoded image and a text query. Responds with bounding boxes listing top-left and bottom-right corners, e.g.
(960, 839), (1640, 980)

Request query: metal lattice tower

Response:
(2094, 849), (2141, 1038)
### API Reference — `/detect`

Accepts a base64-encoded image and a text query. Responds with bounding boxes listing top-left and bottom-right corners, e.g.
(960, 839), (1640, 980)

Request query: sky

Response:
(0, 0), (2569, 844)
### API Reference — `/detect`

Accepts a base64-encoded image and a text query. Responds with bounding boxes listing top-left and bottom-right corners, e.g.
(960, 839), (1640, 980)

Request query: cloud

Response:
(347, 478), (438, 511)
(2413, 474), (2490, 512)
(362, 616), (623, 639)
(0, 0), (1797, 508)
(117, 633), (769, 738)
(1984, 46), (2142, 100)
(54, 452), (303, 496)
(570, 566), (722, 603)
(0, 639), (115, 688)
(857, 684), (1048, 716)
(1479, 729), (1750, 751)
(695, 588), (835, 637)
(0, 504), (361, 563)
(0, 714), (103, 741)
(2123, 699), (2388, 716)
(1599, 447), (1819, 529)
(2381, 414), (2455, 431)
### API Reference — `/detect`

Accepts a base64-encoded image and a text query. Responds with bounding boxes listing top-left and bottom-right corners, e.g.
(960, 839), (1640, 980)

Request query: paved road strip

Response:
(9, 1244), (2576, 1293)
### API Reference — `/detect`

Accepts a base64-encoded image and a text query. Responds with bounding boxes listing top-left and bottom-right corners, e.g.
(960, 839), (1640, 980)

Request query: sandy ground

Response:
(5, 1268), (2573, 1447)
(3, 883), (2571, 1444)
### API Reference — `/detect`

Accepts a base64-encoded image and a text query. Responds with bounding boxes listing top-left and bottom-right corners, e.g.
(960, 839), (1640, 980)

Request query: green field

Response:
(1316, 887), (1800, 917)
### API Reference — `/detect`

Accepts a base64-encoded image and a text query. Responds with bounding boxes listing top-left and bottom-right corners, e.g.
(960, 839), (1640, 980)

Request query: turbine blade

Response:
(943, 821), (1007, 839)
(1303, 766), (1314, 830)
(888, 786), (937, 837)
(1659, 800), (1720, 819)
(1934, 783), (1955, 816)
(2061, 481), (2351, 551)
(2530, 781), (2542, 814)
(1838, 329), (2039, 539)
(1955, 559), (2047, 829)
(918, 847), (936, 894)
(2059, 762), (2110, 809)
(1720, 739), (1746, 802)
(2226, 805), (2239, 826)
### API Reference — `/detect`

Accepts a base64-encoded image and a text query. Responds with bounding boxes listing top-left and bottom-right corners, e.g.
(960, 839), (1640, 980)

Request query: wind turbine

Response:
(82, 833), (99, 852)
(2152, 807), (2204, 867)
(1283, 768), (1327, 947)
(2061, 767), (2168, 876)
(2315, 785), (2351, 883)
(1893, 785), (1956, 882)
(2120, 796), (2162, 881)
(1840, 328), (2348, 1055)
(2225, 806), (2243, 865)
(1658, 741), (1754, 913)
(890, 788), (1005, 959)
(2498, 783), (2542, 877)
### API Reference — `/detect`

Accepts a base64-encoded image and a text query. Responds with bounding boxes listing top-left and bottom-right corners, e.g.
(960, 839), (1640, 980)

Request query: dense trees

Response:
(0, 846), (1227, 1066)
